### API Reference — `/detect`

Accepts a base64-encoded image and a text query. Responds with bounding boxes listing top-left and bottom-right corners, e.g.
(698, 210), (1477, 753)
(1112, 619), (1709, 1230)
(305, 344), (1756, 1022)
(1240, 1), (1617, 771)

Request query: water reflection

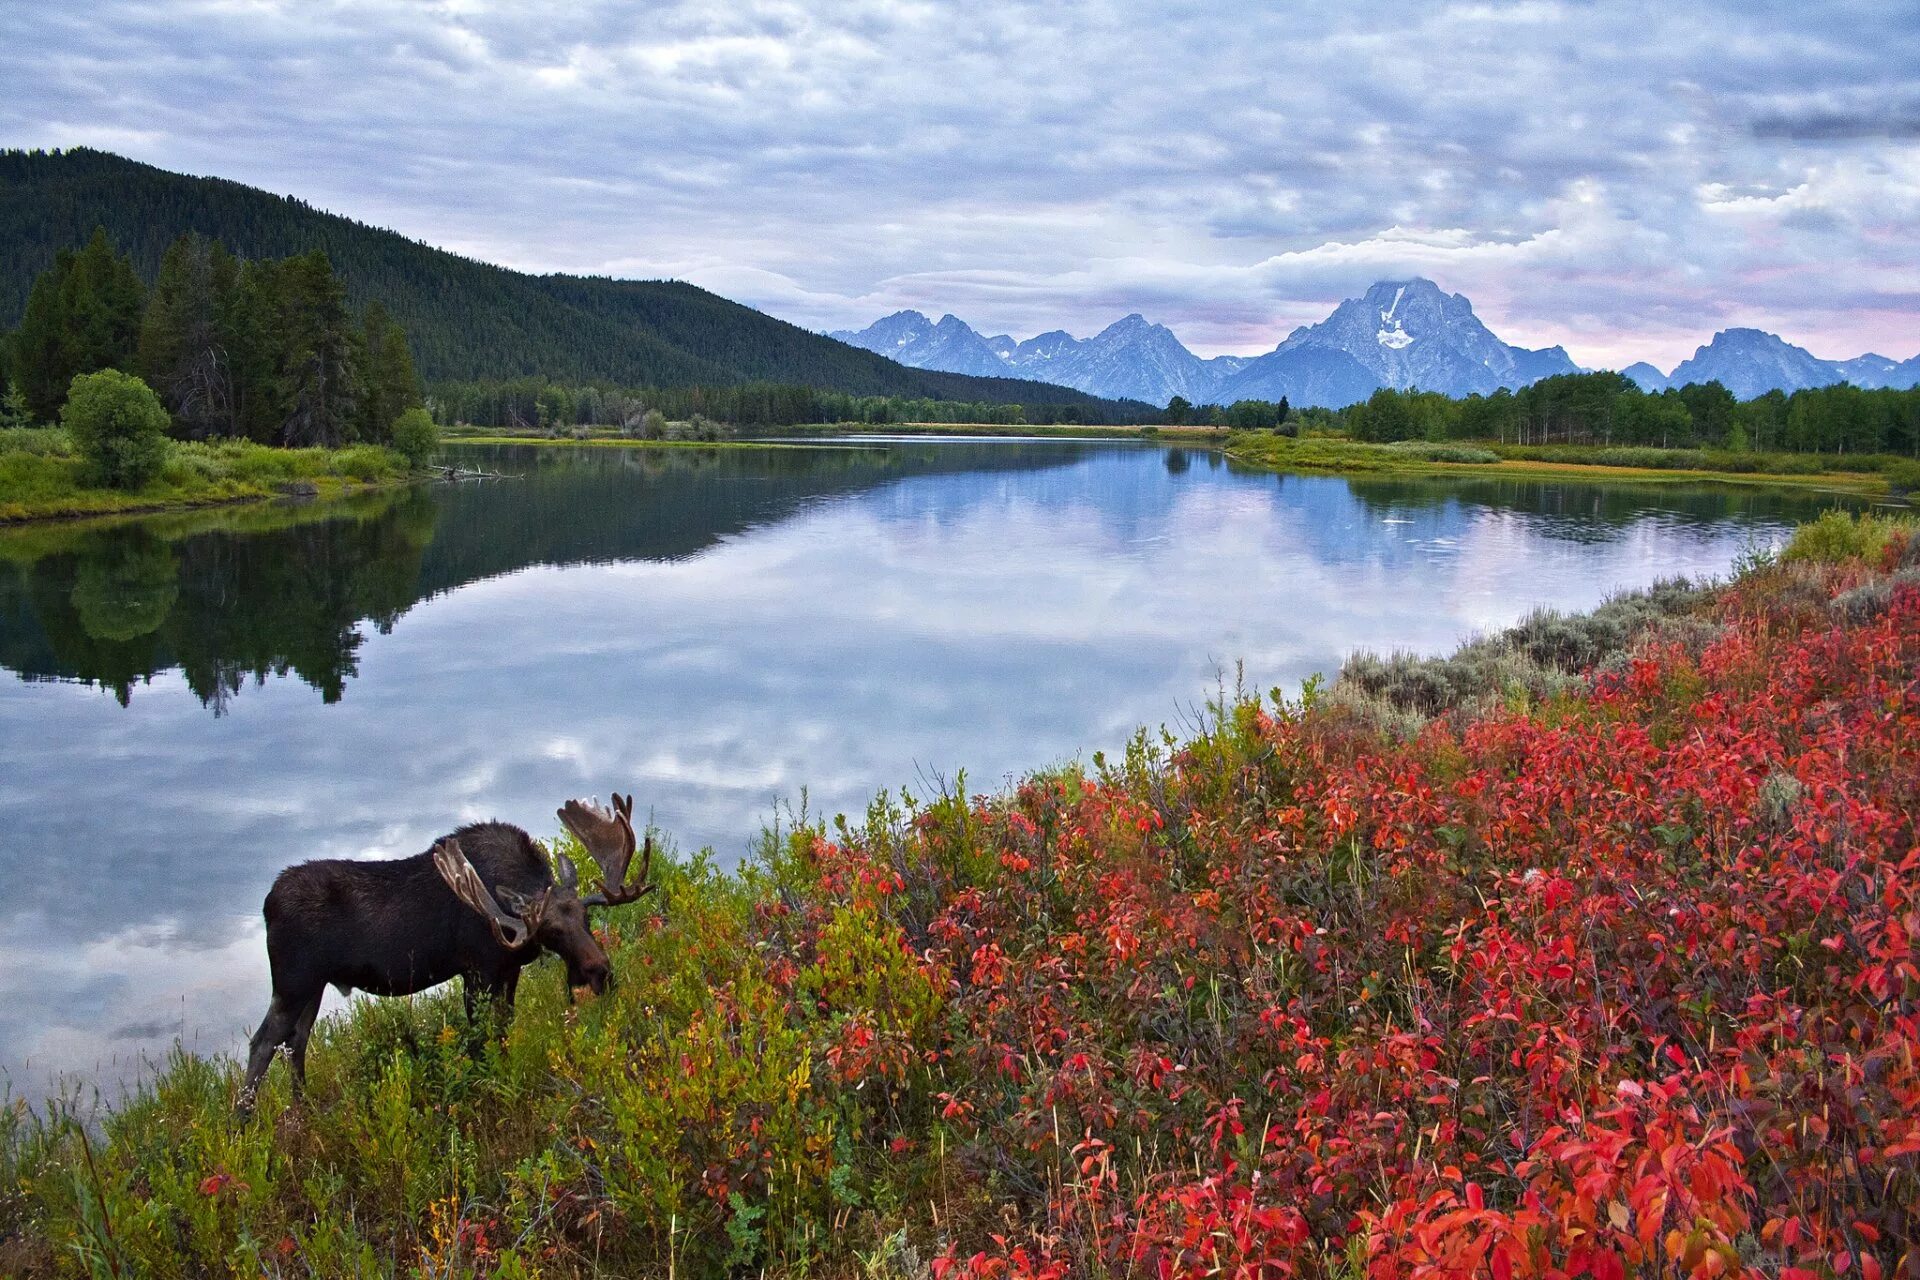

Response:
(0, 440), (1849, 1097)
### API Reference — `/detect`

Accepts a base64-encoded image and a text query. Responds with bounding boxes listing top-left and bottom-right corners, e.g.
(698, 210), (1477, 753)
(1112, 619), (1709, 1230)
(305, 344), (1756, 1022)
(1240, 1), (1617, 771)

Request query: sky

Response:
(4, 0), (1919, 370)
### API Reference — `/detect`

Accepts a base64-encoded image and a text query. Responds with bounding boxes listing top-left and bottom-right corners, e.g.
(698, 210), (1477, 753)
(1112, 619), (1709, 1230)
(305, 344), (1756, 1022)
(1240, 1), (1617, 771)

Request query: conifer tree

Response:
(139, 233), (239, 437)
(10, 228), (145, 420)
(357, 299), (421, 441)
(272, 250), (361, 447)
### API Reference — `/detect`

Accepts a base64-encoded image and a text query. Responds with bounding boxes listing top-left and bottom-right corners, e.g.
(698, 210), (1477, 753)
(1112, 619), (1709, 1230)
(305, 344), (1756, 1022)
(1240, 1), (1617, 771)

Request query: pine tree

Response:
(60, 227), (145, 379)
(139, 234), (239, 438)
(272, 251), (361, 447)
(356, 299), (421, 442)
(9, 228), (145, 420)
(12, 249), (75, 420)
(0, 381), (31, 428)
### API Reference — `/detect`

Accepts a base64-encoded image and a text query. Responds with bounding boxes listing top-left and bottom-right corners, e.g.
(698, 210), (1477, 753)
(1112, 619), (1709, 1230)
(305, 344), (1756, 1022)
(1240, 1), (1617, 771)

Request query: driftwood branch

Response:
(437, 464), (517, 482)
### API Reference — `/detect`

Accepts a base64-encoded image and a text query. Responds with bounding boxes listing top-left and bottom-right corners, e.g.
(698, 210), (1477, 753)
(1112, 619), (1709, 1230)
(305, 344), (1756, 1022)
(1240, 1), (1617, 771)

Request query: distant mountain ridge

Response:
(836, 279), (1581, 408)
(1623, 329), (1920, 399)
(0, 148), (1136, 411)
(838, 280), (1920, 408)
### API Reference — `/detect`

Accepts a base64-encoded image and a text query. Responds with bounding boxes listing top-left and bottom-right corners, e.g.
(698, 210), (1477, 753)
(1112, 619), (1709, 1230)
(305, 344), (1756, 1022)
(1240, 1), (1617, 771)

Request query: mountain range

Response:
(835, 279), (1920, 408)
(0, 148), (1135, 412)
(1620, 330), (1920, 399)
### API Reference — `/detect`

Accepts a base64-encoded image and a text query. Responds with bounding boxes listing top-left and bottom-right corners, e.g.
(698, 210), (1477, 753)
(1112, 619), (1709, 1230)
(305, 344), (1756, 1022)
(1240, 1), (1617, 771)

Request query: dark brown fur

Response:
(238, 821), (609, 1110)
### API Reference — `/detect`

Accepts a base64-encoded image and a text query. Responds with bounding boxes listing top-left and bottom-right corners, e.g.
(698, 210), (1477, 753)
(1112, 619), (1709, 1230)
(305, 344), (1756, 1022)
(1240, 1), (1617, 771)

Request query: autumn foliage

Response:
(755, 526), (1920, 1278)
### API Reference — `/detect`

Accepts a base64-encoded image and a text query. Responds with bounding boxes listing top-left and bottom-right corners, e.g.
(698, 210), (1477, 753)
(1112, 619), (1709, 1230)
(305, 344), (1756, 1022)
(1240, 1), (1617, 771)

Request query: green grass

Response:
(1227, 430), (1902, 493)
(0, 428), (415, 523)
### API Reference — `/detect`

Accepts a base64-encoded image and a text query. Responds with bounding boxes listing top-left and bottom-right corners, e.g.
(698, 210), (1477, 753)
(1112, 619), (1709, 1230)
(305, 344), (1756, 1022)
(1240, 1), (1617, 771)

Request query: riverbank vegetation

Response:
(3, 511), (1915, 1277)
(0, 424), (411, 522)
(1227, 431), (1911, 494)
(0, 225), (436, 521)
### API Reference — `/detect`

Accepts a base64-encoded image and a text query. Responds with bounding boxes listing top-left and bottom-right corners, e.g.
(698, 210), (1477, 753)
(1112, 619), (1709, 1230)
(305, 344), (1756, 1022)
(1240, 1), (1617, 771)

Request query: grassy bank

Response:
(0, 427), (416, 523)
(4, 513), (1918, 1278)
(1227, 430), (1908, 496)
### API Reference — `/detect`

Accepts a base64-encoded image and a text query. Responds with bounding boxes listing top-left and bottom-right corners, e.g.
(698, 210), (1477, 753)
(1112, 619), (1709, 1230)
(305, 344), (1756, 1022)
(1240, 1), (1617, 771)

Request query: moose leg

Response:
(238, 994), (298, 1114)
(286, 991), (324, 1098)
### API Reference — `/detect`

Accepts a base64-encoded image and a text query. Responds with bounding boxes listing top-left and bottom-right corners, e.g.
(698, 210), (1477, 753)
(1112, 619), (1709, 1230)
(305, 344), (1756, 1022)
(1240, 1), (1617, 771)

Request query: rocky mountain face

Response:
(1216, 279), (1580, 405)
(1641, 330), (1920, 399)
(1621, 362), (1670, 393)
(1664, 329), (1847, 401)
(831, 282), (1920, 409)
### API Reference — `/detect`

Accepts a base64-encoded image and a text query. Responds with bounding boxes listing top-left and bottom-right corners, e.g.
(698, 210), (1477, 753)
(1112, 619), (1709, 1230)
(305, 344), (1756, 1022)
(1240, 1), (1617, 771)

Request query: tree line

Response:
(1331, 372), (1920, 457)
(1164, 395), (1290, 429)
(429, 378), (1147, 431)
(1, 227), (422, 448)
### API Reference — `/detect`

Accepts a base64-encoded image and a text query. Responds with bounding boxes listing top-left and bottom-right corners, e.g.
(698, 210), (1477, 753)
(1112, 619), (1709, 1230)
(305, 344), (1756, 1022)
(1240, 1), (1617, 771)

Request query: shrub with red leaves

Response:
(754, 553), (1920, 1278)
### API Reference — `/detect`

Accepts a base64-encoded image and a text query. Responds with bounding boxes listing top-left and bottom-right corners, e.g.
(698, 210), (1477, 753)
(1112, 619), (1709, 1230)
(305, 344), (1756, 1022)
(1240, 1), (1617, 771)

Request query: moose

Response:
(238, 794), (651, 1113)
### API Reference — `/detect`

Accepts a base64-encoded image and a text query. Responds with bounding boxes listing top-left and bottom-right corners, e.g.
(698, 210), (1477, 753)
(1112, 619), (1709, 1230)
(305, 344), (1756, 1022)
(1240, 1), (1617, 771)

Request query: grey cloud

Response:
(1752, 113), (1920, 141)
(2, 0), (1918, 367)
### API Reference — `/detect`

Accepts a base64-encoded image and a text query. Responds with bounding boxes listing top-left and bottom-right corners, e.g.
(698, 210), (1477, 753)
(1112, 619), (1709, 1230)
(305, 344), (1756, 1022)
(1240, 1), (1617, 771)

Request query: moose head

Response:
(431, 792), (654, 996)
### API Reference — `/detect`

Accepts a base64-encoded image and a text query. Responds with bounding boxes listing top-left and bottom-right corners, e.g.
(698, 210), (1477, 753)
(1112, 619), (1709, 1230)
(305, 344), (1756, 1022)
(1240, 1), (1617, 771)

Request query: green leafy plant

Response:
(59, 369), (170, 489)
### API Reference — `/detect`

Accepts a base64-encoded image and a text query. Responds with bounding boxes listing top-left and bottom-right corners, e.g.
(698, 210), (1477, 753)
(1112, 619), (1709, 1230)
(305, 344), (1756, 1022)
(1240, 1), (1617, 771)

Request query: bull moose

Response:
(237, 794), (651, 1113)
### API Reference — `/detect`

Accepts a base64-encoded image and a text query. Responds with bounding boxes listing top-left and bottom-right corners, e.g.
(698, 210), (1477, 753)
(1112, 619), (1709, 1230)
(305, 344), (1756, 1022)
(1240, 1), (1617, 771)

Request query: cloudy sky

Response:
(5, 0), (1918, 368)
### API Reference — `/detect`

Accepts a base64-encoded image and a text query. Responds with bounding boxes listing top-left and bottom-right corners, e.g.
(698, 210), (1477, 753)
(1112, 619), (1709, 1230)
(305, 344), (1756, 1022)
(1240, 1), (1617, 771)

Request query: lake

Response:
(0, 437), (1851, 1099)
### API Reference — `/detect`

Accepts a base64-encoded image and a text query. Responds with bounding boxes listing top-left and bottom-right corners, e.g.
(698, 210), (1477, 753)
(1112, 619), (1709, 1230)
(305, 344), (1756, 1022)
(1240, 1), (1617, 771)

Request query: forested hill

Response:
(0, 148), (1131, 409)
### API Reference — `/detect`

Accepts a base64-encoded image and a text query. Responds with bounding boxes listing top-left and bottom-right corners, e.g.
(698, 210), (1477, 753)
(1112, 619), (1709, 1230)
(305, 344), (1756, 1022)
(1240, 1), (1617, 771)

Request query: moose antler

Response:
(431, 837), (547, 949)
(557, 793), (654, 907)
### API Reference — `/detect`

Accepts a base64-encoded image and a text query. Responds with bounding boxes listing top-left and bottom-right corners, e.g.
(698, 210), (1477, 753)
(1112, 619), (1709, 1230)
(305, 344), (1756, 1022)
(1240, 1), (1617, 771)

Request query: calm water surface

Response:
(0, 438), (1848, 1096)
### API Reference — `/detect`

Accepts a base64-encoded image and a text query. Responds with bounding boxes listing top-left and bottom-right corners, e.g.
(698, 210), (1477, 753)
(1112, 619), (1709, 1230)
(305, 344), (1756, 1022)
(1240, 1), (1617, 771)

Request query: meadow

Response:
(2, 509), (1916, 1278)
(0, 427), (413, 523)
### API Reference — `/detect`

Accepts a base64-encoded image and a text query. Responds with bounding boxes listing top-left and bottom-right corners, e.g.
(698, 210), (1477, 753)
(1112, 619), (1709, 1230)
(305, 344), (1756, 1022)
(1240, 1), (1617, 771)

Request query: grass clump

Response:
(1330, 576), (1716, 729)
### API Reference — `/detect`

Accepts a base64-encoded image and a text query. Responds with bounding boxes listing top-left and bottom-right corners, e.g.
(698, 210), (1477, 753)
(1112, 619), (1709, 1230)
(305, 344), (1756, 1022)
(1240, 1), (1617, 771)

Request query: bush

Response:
(330, 444), (399, 482)
(389, 407), (439, 467)
(59, 369), (171, 489)
(1780, 509), (1918, 565)
(1332, 576), (1713, 727)
(1383, 440), (1501, 464)
(0, 426), (72, 457)
(1883, 458), (1920, 495)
